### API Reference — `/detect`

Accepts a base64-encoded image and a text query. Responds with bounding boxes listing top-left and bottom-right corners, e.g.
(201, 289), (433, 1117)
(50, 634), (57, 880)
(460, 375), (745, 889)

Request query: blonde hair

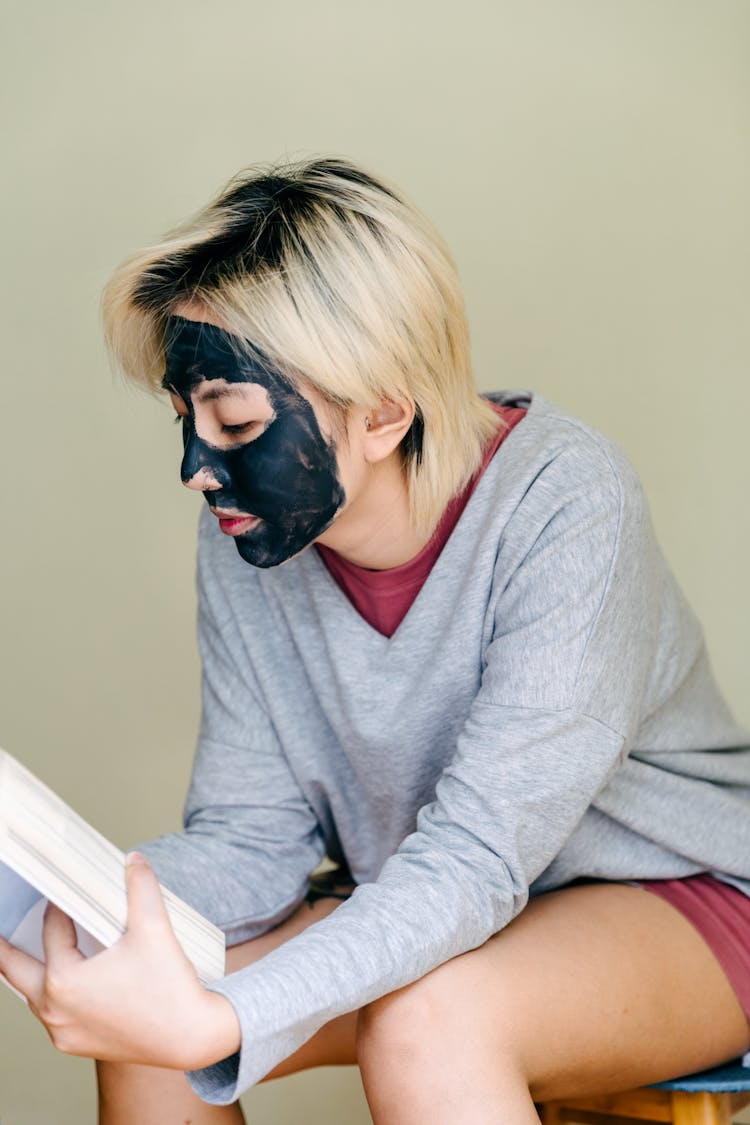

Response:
(102, 155), (500, 536)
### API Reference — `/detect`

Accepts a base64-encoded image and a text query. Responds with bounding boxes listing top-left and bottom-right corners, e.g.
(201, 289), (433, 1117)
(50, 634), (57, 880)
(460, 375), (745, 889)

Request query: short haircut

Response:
(102, 155), (500, 536)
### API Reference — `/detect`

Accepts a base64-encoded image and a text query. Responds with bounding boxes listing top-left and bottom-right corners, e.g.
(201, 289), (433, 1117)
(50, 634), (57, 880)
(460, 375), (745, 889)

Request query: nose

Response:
(180, 430), (224, 491)
(182, 465), (222, 492)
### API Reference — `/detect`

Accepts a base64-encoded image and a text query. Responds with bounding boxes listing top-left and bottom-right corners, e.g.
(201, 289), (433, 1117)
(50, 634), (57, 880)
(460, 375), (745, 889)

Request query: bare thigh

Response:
(357, 882), (750, 1103)
(498, 882), (750, 1097)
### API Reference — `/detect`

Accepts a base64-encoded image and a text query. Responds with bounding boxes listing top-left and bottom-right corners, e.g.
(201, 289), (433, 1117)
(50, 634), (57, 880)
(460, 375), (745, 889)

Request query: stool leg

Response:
(671, 1090), (732, 1124)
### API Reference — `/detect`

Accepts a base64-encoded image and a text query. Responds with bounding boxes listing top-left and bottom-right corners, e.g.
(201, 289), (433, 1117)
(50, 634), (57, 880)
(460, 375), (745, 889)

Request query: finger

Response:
(124, 852), (175, 940)
(42, 902), (85, 969)
(0, 934), (45, 1005)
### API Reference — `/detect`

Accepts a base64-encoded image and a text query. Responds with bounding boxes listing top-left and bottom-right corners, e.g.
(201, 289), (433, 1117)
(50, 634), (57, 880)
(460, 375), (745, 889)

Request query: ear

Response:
(361, 397), (416, 464)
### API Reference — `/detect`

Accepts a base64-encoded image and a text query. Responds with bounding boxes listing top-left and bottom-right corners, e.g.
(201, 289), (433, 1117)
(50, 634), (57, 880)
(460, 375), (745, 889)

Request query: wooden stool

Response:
(536, 1057), (750, 1123)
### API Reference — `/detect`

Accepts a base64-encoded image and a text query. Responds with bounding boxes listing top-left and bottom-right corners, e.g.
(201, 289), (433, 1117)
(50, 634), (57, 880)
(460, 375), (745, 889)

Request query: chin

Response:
(232, 535), (313, 570)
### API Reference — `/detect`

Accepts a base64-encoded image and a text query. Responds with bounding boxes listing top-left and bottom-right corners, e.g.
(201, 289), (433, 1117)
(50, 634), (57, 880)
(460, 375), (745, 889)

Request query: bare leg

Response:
(99, 882), (750, 1124)
(355, 883), (750, 1124)
(96, 896), (354, 1125)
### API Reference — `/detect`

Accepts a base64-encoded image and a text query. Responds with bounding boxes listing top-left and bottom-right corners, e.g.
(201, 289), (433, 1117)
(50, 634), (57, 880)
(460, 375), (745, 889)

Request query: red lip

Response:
(209, 509), (261, 537)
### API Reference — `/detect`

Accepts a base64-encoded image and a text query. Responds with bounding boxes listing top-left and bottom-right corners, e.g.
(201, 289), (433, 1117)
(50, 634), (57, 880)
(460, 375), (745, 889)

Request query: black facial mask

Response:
(163, 316), (346, 568)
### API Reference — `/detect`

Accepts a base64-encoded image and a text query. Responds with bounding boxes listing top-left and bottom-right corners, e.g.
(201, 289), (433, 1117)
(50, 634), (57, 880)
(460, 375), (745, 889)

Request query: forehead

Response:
(162, 315), (285, 391)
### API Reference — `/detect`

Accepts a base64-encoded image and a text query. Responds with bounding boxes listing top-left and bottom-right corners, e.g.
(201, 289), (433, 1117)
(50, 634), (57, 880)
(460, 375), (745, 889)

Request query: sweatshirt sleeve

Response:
(187, 440), (662, 1102)
(137, 516), (326, 945)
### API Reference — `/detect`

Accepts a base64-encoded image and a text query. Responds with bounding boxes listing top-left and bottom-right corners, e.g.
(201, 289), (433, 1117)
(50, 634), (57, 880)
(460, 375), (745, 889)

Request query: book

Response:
(0, 749), (225, 995)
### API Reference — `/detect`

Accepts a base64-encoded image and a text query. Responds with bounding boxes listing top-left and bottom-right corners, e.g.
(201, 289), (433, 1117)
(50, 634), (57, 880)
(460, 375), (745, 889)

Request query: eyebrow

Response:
(193, 383), (247, 403)
(160, 377), (251, 403)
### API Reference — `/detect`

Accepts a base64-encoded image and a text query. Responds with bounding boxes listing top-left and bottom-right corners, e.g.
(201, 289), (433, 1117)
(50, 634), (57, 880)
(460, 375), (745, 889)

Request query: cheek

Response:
(222, 408), (347, 514)
(227, 440), (316, 505)
(253, 421), (329, 485)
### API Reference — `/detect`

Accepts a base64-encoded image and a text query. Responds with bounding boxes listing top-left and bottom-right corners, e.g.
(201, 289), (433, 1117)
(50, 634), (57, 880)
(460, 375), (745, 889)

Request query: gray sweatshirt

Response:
(140, 390), (750, 1104)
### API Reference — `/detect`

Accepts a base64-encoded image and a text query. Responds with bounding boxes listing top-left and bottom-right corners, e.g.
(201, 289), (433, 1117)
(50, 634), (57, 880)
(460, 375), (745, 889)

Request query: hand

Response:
(0, 853), (241, 1070)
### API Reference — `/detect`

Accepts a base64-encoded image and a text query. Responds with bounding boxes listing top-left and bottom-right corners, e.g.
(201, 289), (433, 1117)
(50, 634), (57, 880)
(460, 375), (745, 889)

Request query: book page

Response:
(0, 751), (225, 985)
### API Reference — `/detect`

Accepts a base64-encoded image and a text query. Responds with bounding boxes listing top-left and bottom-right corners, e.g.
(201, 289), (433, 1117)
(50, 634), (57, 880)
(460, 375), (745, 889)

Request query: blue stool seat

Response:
(649, 1056), (750, 1092)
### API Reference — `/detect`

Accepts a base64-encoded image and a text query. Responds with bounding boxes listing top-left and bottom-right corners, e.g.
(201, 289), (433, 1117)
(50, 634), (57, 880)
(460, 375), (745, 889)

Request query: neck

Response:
(314, 455), (431, 570)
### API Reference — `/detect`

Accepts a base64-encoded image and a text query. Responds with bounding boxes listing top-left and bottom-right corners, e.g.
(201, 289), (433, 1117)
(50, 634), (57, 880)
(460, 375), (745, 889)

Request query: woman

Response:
(2, 156), (748, 1125)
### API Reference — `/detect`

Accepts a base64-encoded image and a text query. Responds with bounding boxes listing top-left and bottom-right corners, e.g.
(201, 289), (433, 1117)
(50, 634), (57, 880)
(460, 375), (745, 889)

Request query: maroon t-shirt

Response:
(316, 403), (527, 637)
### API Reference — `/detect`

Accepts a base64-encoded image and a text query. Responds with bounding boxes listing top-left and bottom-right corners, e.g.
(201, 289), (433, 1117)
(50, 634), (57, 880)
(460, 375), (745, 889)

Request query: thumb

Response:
(124, 852), (174, 939)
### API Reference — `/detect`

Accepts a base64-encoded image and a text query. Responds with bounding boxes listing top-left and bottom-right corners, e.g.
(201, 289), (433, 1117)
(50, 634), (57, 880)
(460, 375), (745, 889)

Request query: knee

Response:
(356, 976), (443, 1085)
(356, 955), (521, 1069)
(357, 977), (438, 1059)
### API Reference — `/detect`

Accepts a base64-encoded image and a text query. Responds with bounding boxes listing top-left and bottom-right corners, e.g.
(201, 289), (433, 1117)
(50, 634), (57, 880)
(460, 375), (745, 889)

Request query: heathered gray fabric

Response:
(139, 390), (750, 1103)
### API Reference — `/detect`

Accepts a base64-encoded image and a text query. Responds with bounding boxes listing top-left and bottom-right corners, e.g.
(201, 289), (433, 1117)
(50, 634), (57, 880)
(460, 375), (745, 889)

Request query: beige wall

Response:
(1, 2), (748, 1122)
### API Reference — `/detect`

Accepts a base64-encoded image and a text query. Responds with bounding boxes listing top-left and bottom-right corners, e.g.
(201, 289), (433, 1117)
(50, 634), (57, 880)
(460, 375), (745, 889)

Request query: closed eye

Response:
(222, 420), (264, 438)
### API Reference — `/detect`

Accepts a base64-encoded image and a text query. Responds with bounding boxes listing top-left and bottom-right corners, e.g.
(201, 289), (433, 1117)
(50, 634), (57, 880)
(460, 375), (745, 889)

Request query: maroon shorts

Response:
(633, 873), (750, 1028)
